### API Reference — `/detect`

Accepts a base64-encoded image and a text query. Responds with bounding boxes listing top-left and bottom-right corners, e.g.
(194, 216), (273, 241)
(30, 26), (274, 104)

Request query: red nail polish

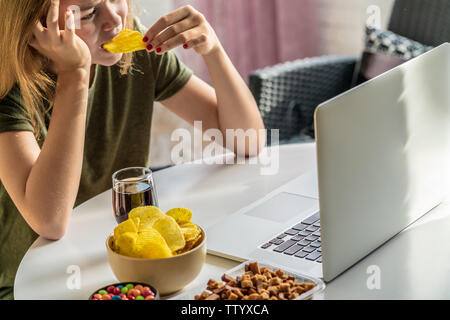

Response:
(143, 36), (148, 42)
(146, 44), (153, 51)
(156, 47), (162, 53)
(183, 44), (188, 49)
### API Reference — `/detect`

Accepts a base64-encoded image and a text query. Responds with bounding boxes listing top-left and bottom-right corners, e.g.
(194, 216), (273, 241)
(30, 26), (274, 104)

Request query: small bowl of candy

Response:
(89, 282), (160, 300)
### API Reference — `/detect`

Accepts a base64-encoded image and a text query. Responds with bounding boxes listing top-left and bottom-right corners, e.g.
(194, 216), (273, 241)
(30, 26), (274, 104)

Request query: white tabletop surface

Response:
(14, 143), (450, 299)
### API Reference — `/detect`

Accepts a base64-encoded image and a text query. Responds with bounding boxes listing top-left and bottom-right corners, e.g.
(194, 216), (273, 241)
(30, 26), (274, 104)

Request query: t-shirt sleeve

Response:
(134, 17), (193, 102)
(152, 51), (193, 102)
(0, 87), (34, 134)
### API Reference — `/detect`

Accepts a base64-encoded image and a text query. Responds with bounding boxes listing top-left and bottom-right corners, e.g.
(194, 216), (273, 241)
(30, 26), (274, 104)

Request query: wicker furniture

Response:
(249, 0), (450, 144)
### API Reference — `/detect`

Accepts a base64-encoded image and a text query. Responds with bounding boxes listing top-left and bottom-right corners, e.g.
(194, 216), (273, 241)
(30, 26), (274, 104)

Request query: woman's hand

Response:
(29, 0), (91, 73)
(143, 5), (221, 57)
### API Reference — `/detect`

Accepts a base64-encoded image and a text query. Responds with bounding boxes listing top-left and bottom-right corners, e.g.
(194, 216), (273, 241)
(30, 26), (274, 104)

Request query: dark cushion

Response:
(352, 26), (434, 86)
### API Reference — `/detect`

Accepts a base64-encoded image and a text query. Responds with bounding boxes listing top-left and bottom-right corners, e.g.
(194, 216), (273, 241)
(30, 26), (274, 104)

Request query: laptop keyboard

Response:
(259, 212), (322, 263)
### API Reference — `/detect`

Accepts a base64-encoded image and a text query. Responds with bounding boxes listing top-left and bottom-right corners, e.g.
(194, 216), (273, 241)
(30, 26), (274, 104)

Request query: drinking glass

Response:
(112, 167), (159, 224)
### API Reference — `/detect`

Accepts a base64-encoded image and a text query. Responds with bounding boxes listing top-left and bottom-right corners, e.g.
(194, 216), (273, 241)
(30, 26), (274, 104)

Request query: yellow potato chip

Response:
(134, 229), (172, 259)
(112, 206), (200, 258)
(114, 232), (138, 257)
(152, 216), (186, 252)
(128, 206), (165, 230)
(102, 29), (147, 54)
(188, 230), (203, 247)
(166, 208), (192, 224)
(179, 222), (201, 242)
(113, 217), (139, 239)
(176, 232), (203, 255)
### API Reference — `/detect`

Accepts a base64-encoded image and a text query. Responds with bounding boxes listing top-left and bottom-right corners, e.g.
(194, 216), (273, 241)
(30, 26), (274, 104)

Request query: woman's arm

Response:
(0, 4), (91, 240)
(0, 70), (89, 240)
(144, 5), (266, 157)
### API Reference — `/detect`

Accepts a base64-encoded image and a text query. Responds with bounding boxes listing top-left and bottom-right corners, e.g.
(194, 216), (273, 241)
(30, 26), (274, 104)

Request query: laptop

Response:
(206, 43), (450, 282)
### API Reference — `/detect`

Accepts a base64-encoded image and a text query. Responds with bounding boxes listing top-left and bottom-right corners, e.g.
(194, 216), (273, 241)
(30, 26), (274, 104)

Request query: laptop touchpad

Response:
(244, 192), (318, 223)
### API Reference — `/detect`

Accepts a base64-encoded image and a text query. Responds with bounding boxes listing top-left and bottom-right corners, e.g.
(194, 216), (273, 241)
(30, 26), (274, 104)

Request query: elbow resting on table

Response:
(229, 127), (267, 158)
(37, 220), (68, 241)
(39, 225), (67, 241)
(245, 138), (266, 158)
(27, 208), (71, 241)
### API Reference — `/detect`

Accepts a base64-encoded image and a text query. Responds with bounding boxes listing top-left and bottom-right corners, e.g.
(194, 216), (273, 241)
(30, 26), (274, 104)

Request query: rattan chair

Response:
(249, 0), (450, 145)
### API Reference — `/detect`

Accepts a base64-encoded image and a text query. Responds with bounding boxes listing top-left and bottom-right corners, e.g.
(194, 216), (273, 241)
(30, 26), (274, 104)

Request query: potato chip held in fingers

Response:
(102, 29), (147, 53)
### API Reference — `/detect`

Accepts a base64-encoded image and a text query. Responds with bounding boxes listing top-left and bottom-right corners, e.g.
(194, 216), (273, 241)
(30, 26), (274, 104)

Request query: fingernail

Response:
(156, 47), (162, 53)
(143, 36), (148, 42)
(183, 44), (188, 49)
(146, 44), (153, 51)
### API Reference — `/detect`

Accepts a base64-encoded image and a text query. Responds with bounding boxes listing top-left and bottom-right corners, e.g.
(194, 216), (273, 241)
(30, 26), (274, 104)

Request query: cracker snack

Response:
(195, 262), (316, 300)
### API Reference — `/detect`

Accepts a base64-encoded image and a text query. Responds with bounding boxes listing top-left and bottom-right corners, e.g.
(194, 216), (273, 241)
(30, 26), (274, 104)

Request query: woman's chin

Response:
(94, 50), (124, 66)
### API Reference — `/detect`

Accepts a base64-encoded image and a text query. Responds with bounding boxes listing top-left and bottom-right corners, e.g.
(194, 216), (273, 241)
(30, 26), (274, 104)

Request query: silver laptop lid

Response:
(315, 43), (450, 282)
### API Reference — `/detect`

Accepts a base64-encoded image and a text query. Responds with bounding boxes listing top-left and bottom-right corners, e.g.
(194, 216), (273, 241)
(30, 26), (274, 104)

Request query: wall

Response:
(135, 0), (197, 168)
(318, 0), (394, 56)
(133, 0), (395, 167)
(134, 0), (172, 27)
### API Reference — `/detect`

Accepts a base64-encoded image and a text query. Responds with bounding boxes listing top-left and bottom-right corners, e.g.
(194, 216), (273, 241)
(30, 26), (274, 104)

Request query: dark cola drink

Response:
(113, 180), (158, 224)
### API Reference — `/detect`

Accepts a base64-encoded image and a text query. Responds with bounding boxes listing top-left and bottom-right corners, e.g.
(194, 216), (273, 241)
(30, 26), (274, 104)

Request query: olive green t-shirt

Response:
(0, 33), (192, 299)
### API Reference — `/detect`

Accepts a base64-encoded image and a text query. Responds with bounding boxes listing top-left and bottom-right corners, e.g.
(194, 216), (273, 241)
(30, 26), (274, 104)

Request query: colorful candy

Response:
(134, 285), (144, 292)
(142, 288), (152, 297)
(90, 284), (156, 301)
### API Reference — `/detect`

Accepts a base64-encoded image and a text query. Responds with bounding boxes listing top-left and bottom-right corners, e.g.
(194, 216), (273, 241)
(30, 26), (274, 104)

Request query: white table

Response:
(14, 143), (450, 299)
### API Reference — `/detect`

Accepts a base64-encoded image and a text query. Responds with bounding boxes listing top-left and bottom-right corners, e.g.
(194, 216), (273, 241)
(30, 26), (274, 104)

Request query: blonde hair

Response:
(0, 0), (136, 141)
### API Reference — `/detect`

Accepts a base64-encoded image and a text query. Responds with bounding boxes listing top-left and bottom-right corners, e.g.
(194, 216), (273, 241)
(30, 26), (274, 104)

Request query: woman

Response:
(0, 0), (265, 299)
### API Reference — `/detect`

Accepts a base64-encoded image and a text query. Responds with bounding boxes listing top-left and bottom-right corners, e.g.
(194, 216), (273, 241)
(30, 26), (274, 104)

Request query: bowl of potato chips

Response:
(106, 206), (206, 296)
